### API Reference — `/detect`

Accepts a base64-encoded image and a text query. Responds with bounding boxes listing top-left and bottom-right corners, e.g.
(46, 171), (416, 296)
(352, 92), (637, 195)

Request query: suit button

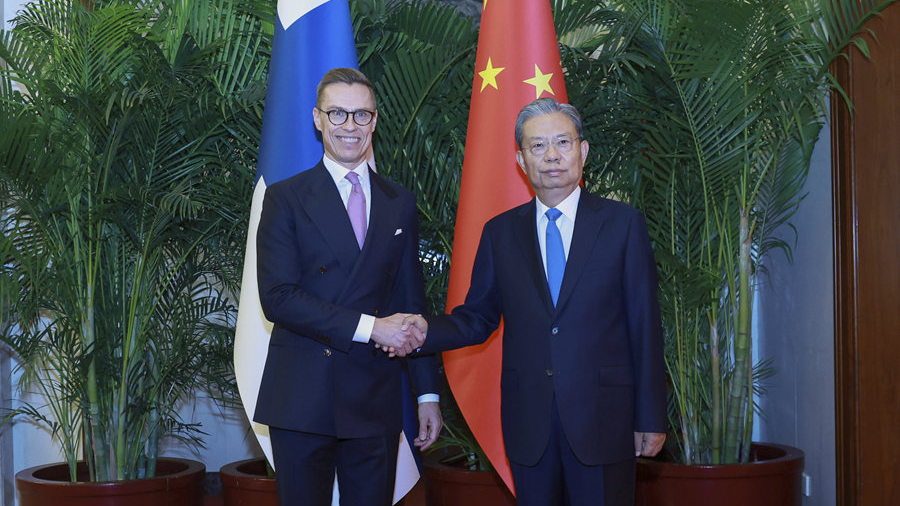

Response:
(373, 309), (379, 316)
(546, 368), (553, 377)
(386, 268), (393, 277)
(551, 327), (559, 335)
(323, 349), (332, 357)
(319, 266), (327, 274)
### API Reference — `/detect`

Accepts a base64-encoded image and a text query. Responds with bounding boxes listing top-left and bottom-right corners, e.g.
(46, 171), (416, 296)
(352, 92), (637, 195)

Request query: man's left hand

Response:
(634, 431), (666, 457)
(415, 401), (442, 450)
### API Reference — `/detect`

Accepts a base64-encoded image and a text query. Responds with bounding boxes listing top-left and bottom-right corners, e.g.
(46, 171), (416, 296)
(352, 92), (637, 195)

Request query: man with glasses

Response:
(398, 98), (667, 505)
(254, 67), (441, 505)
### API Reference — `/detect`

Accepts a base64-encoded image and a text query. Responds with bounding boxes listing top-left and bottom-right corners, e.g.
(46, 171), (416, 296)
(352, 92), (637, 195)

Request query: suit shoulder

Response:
(265, 164), (322, 195)
(484, 200), (532, 229)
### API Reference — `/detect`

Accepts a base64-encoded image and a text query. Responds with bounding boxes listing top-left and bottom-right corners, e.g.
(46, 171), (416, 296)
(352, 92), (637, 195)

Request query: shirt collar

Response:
(322, 155), (370, 188)
(536, 186), (581, 222)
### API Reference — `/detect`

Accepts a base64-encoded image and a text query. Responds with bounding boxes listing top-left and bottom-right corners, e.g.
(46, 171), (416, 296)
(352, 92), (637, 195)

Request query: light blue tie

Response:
(545, 208), (565, 307)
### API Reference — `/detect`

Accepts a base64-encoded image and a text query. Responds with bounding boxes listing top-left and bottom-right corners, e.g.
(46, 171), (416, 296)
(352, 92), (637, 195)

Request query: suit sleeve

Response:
(420, 221), (503, 355)
(256, 184), (360, 352)
(624, 210), (668, 433)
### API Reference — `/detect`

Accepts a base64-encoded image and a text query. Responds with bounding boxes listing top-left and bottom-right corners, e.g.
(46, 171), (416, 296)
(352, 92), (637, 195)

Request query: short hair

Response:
(514, 98), (584, 149)
(316, 68), (376, 108)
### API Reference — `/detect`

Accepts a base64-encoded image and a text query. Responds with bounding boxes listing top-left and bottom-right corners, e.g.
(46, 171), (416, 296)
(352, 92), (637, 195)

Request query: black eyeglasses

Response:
(317, 108), (375, 126)
(526, 137), (581, 156)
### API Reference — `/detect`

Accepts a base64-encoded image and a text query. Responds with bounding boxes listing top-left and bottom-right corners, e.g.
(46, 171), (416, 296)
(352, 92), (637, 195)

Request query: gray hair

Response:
(514, 98), (583, 149)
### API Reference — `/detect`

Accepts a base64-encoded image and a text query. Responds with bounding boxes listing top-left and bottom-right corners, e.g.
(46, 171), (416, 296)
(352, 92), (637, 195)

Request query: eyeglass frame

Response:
(316, 108), (376, 126)
(523, 136), (582, 156)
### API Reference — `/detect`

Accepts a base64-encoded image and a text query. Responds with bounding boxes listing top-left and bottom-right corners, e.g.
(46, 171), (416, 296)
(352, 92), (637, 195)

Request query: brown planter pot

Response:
(219, 458), (278, 506)
(15, 457), (205, 506)
(635, 442), (804, 506)
(423, 453), (516, 506)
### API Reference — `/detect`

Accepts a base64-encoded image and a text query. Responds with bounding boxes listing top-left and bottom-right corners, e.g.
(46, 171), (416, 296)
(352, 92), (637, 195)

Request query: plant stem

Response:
(709, 321), (721, 464)
(724, 208), (752, 463)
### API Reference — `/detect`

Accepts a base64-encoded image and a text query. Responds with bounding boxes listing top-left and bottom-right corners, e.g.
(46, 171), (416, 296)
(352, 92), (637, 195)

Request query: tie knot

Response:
(546, 208), (562, 222)
(345, 171), (361, 186)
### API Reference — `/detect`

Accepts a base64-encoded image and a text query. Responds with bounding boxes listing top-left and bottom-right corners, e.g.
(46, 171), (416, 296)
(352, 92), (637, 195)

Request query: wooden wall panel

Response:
(0, 346), (11, 505)
(832, 4), (900, 506)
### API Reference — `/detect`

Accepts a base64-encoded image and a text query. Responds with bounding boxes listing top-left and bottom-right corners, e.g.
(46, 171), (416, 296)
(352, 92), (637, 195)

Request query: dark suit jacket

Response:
(421, 190), (667, 466)
(254, 161), (438, 438)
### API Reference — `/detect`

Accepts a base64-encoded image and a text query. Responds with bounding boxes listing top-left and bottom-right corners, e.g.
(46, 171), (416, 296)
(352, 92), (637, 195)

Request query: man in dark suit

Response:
(399, 98), (667, 506)
(254, 67), (440, 506)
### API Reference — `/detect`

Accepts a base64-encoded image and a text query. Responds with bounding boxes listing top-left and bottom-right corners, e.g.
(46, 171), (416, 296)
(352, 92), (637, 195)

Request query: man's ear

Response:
(313, 107), (322, 133)
(516, 150), (525, 172)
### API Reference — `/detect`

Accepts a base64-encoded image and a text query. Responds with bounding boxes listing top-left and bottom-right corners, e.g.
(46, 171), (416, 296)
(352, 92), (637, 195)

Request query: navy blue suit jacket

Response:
(421, 191), (667, 466)
(254, 162), (438, 438)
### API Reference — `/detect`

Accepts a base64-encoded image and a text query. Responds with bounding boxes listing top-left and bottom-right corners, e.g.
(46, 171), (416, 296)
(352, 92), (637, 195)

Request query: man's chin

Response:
(332, 153), (367, 167)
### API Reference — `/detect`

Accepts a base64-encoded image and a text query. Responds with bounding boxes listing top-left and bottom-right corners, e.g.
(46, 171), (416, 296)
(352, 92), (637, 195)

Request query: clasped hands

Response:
(371, 313), (429, 357)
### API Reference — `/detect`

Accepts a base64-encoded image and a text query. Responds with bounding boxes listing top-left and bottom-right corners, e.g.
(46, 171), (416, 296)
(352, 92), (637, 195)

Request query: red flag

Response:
(444, 0), (567, 493)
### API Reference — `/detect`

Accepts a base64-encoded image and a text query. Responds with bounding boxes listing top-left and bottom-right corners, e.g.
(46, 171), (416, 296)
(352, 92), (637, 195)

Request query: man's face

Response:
(516, 112), (587, 200)
(313, 82), (377, 169)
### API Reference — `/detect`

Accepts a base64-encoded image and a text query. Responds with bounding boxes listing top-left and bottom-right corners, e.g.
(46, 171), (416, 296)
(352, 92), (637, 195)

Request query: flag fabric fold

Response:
(443, 0), (568, 494)
(233, 1), (418, 502)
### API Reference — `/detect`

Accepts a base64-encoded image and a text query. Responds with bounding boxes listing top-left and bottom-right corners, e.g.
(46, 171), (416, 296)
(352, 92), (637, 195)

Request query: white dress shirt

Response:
(535, 186), (581, 279)
(323, 156), (372, 224)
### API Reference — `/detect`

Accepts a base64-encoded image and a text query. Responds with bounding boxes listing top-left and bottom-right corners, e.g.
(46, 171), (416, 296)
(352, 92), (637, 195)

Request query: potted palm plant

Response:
(570, 0), (899, 504)
(0, 0), (269, 502)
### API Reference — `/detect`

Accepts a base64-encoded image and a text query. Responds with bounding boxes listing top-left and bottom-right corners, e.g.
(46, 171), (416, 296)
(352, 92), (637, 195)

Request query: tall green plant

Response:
(602, 0), (896, 464)
(0, 0), (271, 481)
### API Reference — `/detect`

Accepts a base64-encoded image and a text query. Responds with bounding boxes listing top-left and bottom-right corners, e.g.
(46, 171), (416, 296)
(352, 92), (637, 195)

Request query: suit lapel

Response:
(298, 163), (360, 273)
(555, 192), (606, 311)
(513, 199), (555, 314)
(361, 168), (401, 257)
(338, 168), (401, 300)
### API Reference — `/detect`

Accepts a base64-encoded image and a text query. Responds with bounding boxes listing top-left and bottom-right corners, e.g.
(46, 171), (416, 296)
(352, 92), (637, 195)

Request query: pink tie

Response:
(345, 171), (366, 249)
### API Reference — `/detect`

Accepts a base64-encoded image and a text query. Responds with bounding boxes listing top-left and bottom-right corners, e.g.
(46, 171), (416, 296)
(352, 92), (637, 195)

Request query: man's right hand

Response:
(401, 314), (428, 338)
(371, 313), (425, 357)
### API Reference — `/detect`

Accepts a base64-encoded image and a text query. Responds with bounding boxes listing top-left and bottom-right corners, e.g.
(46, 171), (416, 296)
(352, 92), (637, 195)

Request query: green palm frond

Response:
(1, 0), (268, 481)
(553, 0), (615, 49)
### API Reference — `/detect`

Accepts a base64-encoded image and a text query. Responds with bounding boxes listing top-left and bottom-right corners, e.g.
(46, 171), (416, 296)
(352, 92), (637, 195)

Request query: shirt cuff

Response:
(417, 394), (439, 404)
(352, 314), (375, 343)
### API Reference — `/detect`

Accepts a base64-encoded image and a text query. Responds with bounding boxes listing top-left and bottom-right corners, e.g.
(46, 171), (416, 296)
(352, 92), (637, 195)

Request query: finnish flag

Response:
(233, 1), (420, 503)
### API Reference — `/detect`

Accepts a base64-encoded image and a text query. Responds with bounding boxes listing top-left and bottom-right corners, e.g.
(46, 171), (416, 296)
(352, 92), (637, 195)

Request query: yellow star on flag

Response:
(523, 64), (555, 99)
(478, 57), (505, 92)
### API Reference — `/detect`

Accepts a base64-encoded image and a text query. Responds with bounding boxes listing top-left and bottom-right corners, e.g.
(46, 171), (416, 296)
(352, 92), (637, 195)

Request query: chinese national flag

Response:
(444, 0), (567, 494)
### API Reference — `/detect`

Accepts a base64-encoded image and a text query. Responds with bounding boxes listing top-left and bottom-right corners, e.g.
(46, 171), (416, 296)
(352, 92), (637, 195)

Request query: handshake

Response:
(371, 313), (429, 357)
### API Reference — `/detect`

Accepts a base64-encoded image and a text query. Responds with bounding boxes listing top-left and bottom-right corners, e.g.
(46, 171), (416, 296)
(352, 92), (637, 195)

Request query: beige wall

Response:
(758, 113), (836, 506)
